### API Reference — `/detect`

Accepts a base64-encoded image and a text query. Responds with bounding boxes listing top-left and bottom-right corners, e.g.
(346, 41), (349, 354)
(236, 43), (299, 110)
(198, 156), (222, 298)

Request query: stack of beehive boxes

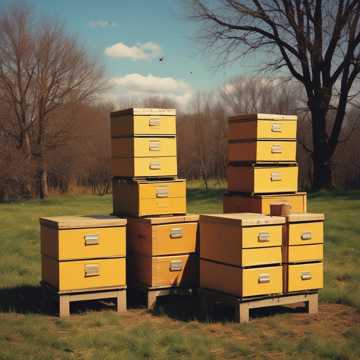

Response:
(199, 112), (324, 301)
(200, 213), (285, 297)
(111, 108), (198, 293)
(223, 113), (307, 214)
(40, 215), (127, 316)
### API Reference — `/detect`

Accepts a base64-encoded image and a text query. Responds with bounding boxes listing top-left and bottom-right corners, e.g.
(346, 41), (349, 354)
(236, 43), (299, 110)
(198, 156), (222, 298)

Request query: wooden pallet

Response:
(131, 283), (195, 310)
(198, 288), (318, 323)
(41, 282), (127, 317)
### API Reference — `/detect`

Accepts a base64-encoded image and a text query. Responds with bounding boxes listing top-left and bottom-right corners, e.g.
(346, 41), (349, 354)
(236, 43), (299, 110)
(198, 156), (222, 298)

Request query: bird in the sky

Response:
(159, 57), (164, 62)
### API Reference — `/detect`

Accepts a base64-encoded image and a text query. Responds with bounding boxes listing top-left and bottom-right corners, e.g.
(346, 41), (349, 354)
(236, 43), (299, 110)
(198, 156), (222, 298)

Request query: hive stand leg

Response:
(305, 293), (318, 314)
(147, 291), (157, 310)
(59, 295), (70, 318)
(117, 290), (127, 313)
(235, 303), (249, 323)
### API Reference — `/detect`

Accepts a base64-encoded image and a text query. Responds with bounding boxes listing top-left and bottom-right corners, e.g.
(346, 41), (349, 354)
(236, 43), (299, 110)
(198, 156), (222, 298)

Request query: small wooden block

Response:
(305, 293), (318, 314)
(59, 295), (70, 318)
(117, 290), (127, 313)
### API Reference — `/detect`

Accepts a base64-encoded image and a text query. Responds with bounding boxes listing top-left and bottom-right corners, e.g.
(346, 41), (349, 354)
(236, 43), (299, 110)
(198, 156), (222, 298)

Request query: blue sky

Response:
(0, 0), (264, 106)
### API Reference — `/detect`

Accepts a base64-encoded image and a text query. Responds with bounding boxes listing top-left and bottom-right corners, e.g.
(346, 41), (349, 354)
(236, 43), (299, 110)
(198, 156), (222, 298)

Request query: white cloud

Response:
(105, 42), (162, 60)
(105, 73), (194, 108)
(88, 20), (117, 28)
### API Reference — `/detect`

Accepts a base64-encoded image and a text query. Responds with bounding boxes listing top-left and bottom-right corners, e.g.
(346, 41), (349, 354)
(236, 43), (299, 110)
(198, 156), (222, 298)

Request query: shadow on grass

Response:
(128, 290), (308, 323)
(0, 285), (43, 313)
(0, 285), (120, 315)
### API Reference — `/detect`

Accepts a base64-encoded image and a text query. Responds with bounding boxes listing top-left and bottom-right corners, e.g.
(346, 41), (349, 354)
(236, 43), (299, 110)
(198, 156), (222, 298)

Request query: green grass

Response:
(0, 187), (359, 359)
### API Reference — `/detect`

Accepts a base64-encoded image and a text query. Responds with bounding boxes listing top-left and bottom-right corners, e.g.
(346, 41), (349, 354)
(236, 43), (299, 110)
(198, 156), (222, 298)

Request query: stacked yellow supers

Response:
(111, 108), (198, 305)
(40, 215), (127, 317)
(223, 113), (307, 214)
(282, 213), (324, 293)
(200, 213), (285, 297)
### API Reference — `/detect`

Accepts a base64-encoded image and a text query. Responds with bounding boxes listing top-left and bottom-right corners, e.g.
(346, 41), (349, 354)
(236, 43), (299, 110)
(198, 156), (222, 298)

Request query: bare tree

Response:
(0, 4), (106, 198)
(188, 0), (360, 189)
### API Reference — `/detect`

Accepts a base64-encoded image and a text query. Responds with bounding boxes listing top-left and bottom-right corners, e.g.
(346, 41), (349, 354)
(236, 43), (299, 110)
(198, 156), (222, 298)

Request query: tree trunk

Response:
(37, 157), (49, 199)
(310, 107), (333, 190)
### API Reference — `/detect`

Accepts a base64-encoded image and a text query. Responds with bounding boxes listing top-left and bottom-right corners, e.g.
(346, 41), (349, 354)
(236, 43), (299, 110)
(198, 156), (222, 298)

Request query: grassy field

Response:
(0, 186), (359, 359)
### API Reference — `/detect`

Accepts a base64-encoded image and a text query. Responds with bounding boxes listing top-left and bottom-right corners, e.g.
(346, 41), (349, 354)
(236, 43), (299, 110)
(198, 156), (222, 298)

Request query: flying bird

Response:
(159, 57), (164, 62)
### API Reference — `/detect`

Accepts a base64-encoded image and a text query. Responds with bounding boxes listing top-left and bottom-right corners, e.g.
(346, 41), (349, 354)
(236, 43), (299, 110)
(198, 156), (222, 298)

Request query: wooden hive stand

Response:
(198, 288), (318, 323)
(41, 282), (127, 317)
(131, 283), (195, 310)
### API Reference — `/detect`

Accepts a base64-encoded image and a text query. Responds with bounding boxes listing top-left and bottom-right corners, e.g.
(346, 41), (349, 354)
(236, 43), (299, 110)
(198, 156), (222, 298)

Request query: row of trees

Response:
(1, 1), (360, 200)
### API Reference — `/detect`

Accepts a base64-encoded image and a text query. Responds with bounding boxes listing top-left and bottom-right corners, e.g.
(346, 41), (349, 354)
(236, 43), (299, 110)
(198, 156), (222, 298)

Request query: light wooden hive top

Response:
(285, 213), (325, 223)
(128, 214), (199, 225)
(111, 108), (176, 117)
(228, 113), (297, 122)
(200, 213), (285, 226)
(40, 215), (127, 229)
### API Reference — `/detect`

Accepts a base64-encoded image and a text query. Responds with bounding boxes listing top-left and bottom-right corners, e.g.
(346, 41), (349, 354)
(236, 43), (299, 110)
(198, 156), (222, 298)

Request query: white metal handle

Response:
(258, 274), (271, 283)
(271, 172), (282, 181)
(301, 232), (312, 240)
(85, 264), (100, 277)
(149, 118), (161, 126)
(170, 228), (183, 239)
(149, 140), (160, 151)
(271, 123), (282, 132)
(156, 187), (169, 198)
(271, 145), (282, 154)
(169, 260), (183, 271)
(258, 232), (270, 242)
(84, 234), (99, 246)
(301, 272), (312, 280)
(149, 161), (161, 170)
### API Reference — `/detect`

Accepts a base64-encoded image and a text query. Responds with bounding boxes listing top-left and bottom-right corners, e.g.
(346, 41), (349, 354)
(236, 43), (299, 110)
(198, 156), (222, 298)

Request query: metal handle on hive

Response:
(149, 118), (161, 126)
(84, 234), (100, 246)
(84, 264), (100, 277)
(258, 274), (271, 283)
(301, 232), (312, 240)
(258, 232), (270, 242)
(170, 228), (183, 239)
(301, 272), (312, 280)
(169, 260), (183, 271)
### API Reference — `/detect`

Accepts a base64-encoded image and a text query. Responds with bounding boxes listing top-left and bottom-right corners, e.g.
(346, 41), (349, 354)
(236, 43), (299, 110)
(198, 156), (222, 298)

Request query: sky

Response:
(0, 0), (264, 107)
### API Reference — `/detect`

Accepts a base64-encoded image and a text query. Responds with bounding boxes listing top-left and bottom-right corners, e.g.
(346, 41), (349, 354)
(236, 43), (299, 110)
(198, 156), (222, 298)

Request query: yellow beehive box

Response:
(223, 192), (307, 215)
(283, 213), (324, 263)
(200, 213), (284, 267)
(111, 108), (176, 137)
(129, 253), (198, 288)
(284, 262), (323, 292)
(40, 215), (127, 260)
(228, 140), (296, 162)
(127, 215), (199, 256)
(200, 259), (283, 297)
(227, 164), (298, 193)
(112, 137), (177, 158)
(42, 256), (126, 292)
(228, 113), (297, 140)
(112, 178), (186, 217)
(112, 156), (177, 177)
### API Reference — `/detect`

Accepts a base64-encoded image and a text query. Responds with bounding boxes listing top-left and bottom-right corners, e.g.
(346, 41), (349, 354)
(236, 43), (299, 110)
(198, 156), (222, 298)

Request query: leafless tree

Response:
(188, 0), (360, 189)
(0, 4), (106, 198)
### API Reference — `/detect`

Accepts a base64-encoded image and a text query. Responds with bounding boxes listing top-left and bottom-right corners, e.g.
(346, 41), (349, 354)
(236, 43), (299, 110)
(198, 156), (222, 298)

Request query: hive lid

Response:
(128, 214), (199, 225)
(40, 215), (127, 229)
(229, 113), (297, 123)
(111, 108), (176, 117)
(112, 178), (185, 185)
(223, 191), (307, 198)
(200, 213), (285, 226)
(285, 213), (325, 223)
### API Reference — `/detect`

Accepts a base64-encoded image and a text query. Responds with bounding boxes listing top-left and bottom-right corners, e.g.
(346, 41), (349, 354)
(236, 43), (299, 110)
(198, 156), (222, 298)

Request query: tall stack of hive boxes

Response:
(111, 108), (198, 295)
(200, 112), (324, 303)
(224, 113), (307, 214)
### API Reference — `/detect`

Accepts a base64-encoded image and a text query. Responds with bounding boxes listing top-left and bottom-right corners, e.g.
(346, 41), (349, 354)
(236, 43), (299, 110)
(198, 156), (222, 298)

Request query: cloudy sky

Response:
(0, 0), (264, 107)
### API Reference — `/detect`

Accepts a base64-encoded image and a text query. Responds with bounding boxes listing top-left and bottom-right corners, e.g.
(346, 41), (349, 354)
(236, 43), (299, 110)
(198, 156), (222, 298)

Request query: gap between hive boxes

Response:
(41, 281), (127, 318)
(129, 282), (196, 310)
(198, 288), (318, 323)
